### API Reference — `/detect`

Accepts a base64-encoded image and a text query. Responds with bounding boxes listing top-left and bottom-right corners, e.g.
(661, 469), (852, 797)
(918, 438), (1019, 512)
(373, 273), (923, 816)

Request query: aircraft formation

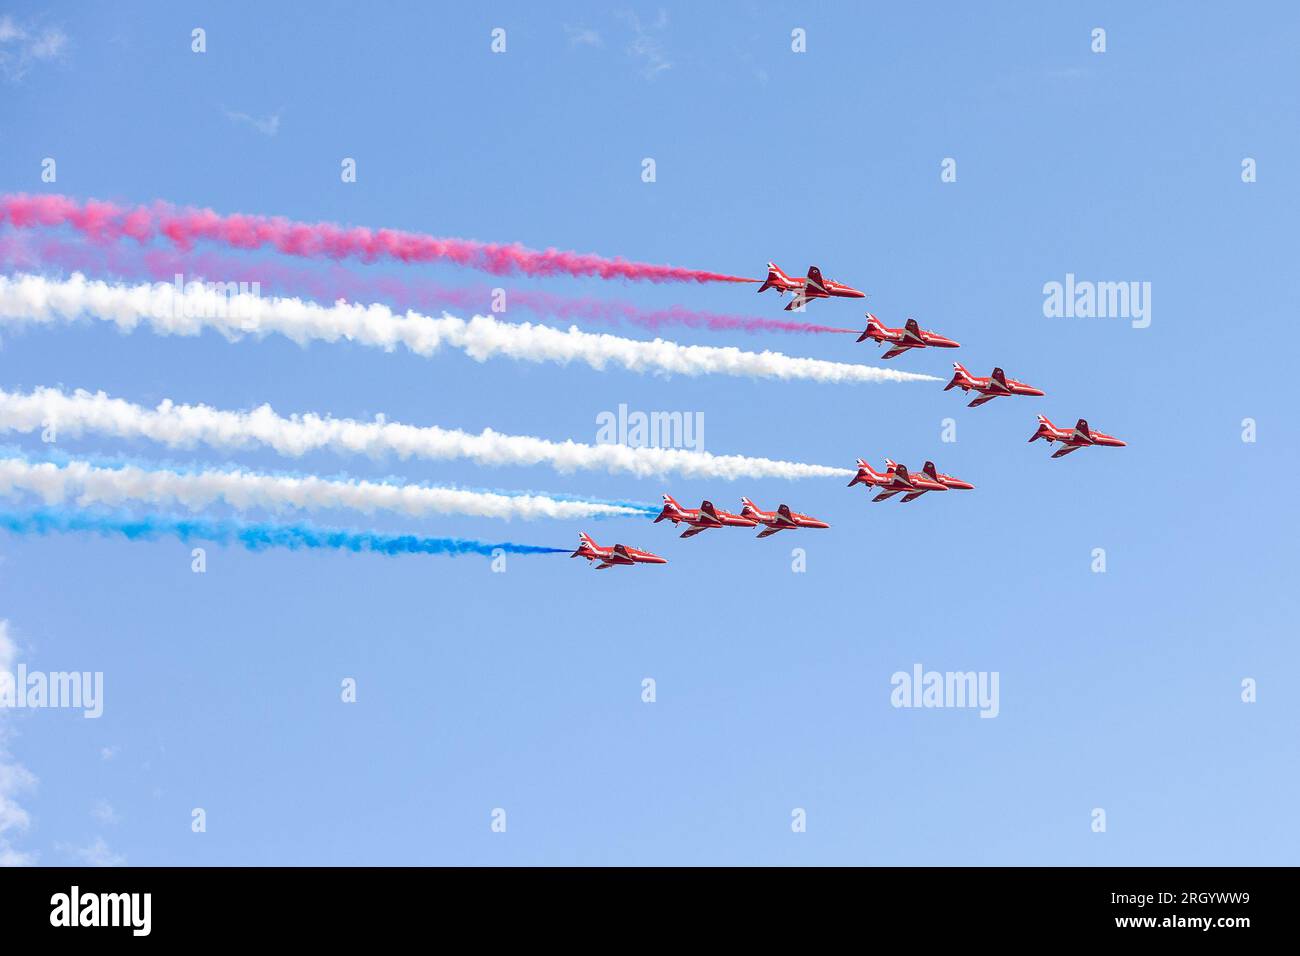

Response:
(577, 262), (1124, 570)
(847, 459), (975, 503)
(649, 495), (832, 539)
(573, 495), (830, 568)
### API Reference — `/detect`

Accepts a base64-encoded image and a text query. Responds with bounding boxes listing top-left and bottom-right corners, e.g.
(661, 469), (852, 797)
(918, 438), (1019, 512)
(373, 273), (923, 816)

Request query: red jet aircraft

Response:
(880, 460), (976, 501)
(856, 314), (960, 359)
(756, 262), (866, 311)
(917, 460), (975, 491)
(1028, 415), (1127, 458)
(738, 497), (831, 537)
(654, 495), (757, 538)
(846, 459), (949, 502)
(944, 363), (1045, 407)
(571, 532), (667, 570)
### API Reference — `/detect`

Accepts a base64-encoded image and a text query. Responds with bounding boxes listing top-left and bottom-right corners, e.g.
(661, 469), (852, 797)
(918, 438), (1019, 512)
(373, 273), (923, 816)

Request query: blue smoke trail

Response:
(0, 507), (570, 557)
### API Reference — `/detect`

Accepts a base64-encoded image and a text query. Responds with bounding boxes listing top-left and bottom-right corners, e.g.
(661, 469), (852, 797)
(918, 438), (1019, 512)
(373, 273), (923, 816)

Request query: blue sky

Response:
(0, 1), (1297, 865)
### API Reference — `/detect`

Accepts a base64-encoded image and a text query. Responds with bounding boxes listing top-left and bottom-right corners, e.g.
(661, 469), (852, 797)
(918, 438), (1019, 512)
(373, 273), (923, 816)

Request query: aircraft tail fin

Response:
(857, 312), (883, 343)
(757, 262), (785, 294)
(1028, 415), (1053, 442)
(944, 362), (970, 391)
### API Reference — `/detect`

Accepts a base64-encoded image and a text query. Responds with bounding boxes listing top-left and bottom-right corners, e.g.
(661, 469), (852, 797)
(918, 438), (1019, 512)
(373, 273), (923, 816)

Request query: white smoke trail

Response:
(0, 386), (854, 481)
(0, 456), (649, 522)
(0, 273), (939, 385)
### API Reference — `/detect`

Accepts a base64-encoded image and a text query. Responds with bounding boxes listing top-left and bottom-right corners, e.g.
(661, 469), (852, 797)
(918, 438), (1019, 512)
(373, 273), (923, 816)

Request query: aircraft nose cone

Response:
(951, 480), (975, 490)
(938, 337), (960, 348)
(1113, 439), (1127, 447)
(1026, 387), (1046, 396)
(647, 555), (667, 564)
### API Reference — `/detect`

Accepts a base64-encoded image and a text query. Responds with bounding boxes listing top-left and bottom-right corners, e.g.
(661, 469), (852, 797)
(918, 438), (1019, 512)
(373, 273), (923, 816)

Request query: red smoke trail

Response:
(0, 193), (759, 285)
(0, 232), (858, 336)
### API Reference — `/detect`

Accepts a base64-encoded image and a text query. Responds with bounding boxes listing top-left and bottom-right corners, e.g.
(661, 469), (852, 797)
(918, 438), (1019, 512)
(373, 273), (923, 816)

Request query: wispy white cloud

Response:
(2, 623), (126, 868)
(99, 745), (120, 761)
(0, 16), (68, 82)
(0, 843), (35, 867)
(91, 799), (119, 826)
(28, 30), (66, 59)
(0, 620), (37, 867)
(59, 836), (125, 867)
(564, 25), (603, 48)
(223, 108), (281, 136)
(619, 9), (672, 78)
